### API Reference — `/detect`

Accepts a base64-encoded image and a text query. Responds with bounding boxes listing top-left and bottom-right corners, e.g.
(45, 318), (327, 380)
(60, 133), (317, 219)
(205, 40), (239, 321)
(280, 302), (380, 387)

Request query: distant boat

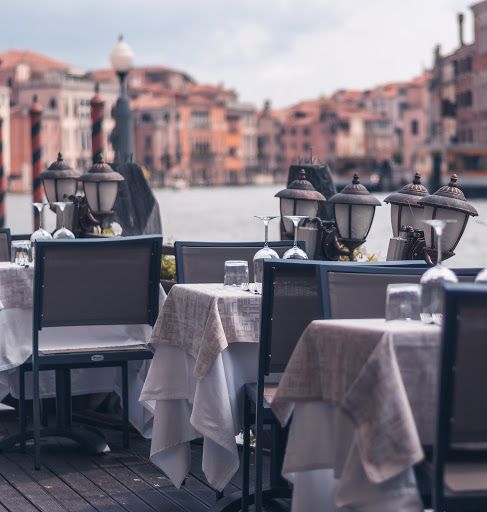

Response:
(172, 178), (189, 190)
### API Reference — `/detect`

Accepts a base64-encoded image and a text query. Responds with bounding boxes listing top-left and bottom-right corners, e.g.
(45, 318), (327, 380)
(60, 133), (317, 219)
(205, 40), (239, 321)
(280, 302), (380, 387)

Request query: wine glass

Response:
(31, 203), (53, 261)
(475, 219), (487, 282)
(31, 203), (53, 242)
(253, 216), (280, 293)
(420, 219), (458, 324)
(282, 216), (309, 260)
(52, 202), (75, 239)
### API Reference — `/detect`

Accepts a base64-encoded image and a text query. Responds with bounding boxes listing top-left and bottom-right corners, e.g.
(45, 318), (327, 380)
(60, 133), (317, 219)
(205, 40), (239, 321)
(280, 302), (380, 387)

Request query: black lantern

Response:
(384, 173), (429, 237)
(80, 154), (124, 226)
(418, 174), (478, 264)
(275, 169), (326, 236)
(40, 153), (81, 203)
(327, 173), (381, 259)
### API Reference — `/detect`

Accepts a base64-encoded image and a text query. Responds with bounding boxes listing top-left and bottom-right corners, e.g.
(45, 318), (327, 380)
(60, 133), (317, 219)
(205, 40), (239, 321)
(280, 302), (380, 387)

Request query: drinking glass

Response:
(475, 219), (487, 283)
(420, 219), (458, 324)
(31, 203), (52, 258)
(11, 240), (31, 266)
(52, 202), (75, 239)
(253, 216), (280, 293)
(282, 216), (308, 260)
(385, 283), (422, 321)
(224, 260), (249, 287)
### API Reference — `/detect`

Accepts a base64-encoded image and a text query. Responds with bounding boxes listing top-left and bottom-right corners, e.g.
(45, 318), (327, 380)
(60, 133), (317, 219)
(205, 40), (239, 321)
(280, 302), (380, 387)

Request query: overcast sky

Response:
(1, 0), (474, 108)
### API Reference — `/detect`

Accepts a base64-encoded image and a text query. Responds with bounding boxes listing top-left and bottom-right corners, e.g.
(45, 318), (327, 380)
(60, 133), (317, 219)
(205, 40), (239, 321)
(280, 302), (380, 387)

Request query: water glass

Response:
(224, 260), (249, 287)
(385, 283), (422, 321)
(11, 240), (32, 266)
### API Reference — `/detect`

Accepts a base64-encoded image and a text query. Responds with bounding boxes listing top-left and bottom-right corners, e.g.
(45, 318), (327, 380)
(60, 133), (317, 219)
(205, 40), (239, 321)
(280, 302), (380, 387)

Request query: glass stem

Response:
(293, 221), (298, 248)
(61, 206), (66, 230)
(264, 222), (269, 248)
(437, 229), (442, 266)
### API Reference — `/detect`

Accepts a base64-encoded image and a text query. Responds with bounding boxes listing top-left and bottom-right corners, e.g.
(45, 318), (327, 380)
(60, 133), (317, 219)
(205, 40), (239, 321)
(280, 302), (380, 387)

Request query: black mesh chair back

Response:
(433, 283), (487, 510)
(35, 239), (159, 330)
(320, 264), (480, 319)
(261, 259), (322, 374)
(0, 228), (11, 262)
(174, 241), (305, 283)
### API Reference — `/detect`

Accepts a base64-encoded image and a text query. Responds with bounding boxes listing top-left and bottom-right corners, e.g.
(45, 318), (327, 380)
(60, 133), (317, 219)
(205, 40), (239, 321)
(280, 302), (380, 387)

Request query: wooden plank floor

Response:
(0, 413), (290, 512)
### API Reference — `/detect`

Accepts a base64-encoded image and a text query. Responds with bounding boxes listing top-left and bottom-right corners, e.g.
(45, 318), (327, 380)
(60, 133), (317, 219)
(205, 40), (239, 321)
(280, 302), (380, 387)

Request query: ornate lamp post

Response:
(327, 174), (381, 260)
(110, 35), (134, 163)
(80, 154), (125, 228)
(275, 169), (326, 236)
(39, 153), (81, 204)
(418, 174), (478, 265)
(384, 173), (429, 237)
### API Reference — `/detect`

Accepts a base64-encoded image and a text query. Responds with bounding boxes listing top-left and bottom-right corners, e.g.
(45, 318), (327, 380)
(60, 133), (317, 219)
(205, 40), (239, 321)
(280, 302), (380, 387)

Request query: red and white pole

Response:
(29, 96), (43, 230)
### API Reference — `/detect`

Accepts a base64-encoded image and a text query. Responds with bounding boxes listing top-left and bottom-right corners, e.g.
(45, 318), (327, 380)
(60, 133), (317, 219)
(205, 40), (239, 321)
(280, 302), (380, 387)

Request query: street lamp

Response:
(275, 169), (326, 236)
(40, 153), (81, 203)
(384, 172), (429, 237)
(327, 173), (381, 260)
(418, 174), (478, 265)
(110, 35), (134, 163)
(80, 154), (125, 227)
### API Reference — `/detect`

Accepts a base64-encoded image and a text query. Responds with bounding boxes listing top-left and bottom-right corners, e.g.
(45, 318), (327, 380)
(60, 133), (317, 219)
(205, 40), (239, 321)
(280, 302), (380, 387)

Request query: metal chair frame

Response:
(15, 235), (162, 470)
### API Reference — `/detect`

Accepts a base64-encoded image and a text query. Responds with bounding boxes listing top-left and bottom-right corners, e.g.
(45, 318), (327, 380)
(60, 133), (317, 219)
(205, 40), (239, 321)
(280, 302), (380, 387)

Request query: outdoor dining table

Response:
(270, 318), (441, 512)
(139, 282), (262, 491)
(0, 261), (154, 439)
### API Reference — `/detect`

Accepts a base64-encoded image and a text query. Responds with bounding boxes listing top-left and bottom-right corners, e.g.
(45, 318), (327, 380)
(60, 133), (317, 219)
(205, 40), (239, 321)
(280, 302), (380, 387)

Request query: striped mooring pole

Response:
(30, 96), (43, 230)
(0, 117), (6, 228)
(91, 83), (105, 164)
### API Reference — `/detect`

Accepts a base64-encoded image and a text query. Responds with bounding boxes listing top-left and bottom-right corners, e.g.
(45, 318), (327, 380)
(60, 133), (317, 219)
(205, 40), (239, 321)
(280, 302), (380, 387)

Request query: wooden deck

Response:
(0, 412), (290, 512)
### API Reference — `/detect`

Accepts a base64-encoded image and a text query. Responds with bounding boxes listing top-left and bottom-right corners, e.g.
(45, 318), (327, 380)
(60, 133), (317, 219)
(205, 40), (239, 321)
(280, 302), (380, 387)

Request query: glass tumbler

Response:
(385, 283), (422, 321)
(224, 260), (249, 287)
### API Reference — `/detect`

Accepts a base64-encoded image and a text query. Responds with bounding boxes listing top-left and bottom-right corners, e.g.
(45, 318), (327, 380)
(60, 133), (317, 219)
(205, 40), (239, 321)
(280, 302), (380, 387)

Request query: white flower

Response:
(110, 222), (123, 236)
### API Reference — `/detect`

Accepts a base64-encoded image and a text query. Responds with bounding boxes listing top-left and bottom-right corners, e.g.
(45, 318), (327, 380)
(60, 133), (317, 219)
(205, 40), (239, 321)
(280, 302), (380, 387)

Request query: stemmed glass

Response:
(253, 216), (280, 293)
(31, 203), (53, 243)
(30, 202), (53, 261)
(52, 202), (75, 239)
(420, 219), (458, 324)
(282, 216), (308, 260)
(475, 219), (487, 282)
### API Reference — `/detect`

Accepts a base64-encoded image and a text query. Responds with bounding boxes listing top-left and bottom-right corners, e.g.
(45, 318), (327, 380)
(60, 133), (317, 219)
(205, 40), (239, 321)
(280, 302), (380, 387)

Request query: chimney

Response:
(458, 13), (464, 47)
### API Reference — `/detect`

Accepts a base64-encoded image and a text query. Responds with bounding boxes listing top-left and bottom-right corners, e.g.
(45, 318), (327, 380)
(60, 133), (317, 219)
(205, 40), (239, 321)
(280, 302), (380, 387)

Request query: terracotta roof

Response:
(0, 49), (72, 71)
(131, 94), (172, 110)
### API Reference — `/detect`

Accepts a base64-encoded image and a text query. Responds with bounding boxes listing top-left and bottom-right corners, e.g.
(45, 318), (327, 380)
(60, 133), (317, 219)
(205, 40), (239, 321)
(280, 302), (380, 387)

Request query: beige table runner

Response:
(271, 318), (440, 483)
(149, 283), (261, 380)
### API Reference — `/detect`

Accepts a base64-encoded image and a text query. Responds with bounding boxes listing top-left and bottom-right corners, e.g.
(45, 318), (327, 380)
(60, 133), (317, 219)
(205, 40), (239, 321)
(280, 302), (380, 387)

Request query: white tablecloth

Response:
(140, 283), (261, 491)
(271, 318), (441, 512)
(0, 262), (157, 437)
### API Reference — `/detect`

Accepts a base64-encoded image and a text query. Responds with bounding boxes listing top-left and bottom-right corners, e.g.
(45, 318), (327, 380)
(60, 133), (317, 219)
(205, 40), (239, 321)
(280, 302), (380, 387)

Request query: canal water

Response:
(5, 184), (487, 269)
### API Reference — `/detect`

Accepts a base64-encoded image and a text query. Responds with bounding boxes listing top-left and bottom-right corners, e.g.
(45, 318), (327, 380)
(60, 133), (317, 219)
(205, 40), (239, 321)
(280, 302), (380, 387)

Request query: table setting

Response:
(139, 214), (313, 492)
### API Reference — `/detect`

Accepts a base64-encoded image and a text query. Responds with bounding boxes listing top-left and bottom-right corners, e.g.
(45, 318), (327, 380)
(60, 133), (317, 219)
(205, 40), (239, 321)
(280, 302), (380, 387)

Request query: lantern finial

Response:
(352, 173), (360, 185)
(413, 172), (422, 185)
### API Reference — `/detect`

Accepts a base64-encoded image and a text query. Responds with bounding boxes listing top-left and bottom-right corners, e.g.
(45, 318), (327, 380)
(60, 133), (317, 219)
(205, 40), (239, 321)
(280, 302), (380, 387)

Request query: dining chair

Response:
(174, 240), (305, 283)
(415, 283), (487, 511)
(22, 235), (162, 470)
(319, 263), (480, 319)
(242, 259), (325, 512)
(0, 227), (11, 262)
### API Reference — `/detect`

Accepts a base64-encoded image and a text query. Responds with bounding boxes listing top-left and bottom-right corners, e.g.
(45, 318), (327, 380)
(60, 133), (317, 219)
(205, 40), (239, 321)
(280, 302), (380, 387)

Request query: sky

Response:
(1, 0), (475, 108)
